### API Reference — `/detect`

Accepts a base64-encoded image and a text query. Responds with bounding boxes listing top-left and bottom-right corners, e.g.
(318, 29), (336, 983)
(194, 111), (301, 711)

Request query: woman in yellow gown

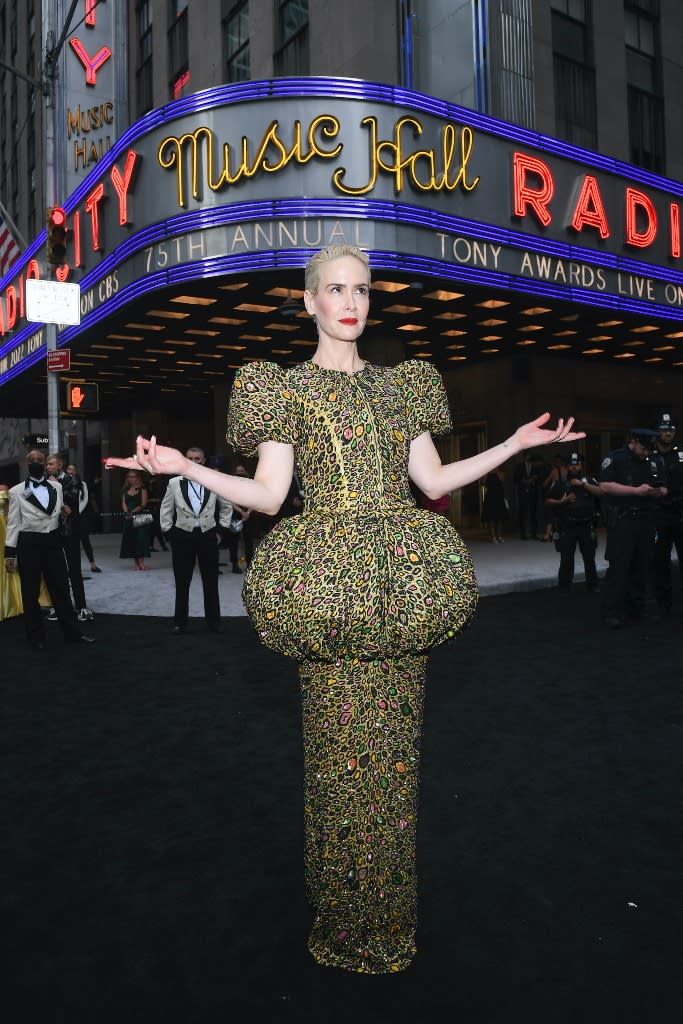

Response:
(106, 245), (584, 973)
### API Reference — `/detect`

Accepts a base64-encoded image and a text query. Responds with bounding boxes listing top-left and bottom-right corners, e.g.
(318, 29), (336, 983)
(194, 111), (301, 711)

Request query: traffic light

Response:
(47, 206), (67, 265)
(66, 382), (99, 412)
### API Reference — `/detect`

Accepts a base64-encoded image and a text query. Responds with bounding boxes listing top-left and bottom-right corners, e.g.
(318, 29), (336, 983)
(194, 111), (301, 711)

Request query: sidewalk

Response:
(77, 529), (612, 617)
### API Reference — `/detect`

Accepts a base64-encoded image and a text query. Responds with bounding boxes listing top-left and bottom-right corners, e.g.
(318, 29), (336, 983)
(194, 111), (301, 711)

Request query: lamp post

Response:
(42, 0), (80, 453)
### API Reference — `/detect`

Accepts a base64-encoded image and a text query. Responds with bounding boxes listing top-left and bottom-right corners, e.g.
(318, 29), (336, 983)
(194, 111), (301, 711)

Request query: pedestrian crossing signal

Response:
(47, 206), (67, 265)
(66, 382), (99, 412)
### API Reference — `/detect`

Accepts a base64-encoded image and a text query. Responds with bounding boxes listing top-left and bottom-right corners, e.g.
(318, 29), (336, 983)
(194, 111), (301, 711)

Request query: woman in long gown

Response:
(118, 469), (151, 570)
(106, 244), (583, 973)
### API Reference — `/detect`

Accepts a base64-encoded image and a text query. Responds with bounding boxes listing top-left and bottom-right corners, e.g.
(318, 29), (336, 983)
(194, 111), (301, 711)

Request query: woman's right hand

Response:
(106, 436), (188, 477)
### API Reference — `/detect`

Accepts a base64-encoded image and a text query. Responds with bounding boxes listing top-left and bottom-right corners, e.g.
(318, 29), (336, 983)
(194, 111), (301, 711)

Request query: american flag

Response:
(0, 206), (21, 278)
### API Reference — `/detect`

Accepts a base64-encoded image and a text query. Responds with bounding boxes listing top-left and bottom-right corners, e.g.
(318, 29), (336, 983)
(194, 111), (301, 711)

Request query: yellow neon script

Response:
(157, 114), (480, 207)
(333, 117), (479, 195)
(158, 116), (343, 207)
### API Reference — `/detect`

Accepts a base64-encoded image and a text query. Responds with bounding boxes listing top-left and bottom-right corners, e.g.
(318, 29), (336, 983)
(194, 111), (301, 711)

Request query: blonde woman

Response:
(107, 244), (583, 973)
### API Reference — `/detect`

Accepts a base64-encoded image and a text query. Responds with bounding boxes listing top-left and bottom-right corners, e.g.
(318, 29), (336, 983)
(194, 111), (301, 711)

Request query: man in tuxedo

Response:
(160, 446), (233, 634)
(46, 453), (94, 623)
(3, 450), (95, 650)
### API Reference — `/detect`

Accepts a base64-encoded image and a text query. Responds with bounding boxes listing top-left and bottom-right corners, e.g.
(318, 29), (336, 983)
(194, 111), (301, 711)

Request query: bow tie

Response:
(30, 480), (48, 488)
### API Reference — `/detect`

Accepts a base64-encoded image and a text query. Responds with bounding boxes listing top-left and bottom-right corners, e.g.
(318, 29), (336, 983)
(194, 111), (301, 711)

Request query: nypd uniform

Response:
(599, 428), (664, 627)
(545, 451), (599, 590)
(652, 412), (683, 614)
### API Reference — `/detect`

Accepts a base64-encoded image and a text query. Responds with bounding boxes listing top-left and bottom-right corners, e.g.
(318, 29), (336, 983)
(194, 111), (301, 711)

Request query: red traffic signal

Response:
(47, 206), (67, 265)
(66, 381), (99, 412)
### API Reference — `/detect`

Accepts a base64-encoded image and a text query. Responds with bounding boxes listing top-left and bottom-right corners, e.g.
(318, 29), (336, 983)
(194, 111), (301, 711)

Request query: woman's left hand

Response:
(514, 413), (585, 450)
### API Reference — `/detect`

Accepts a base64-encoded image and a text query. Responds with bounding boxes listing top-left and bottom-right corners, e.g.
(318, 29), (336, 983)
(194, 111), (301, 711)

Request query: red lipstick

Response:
(339, 318), (358, 325)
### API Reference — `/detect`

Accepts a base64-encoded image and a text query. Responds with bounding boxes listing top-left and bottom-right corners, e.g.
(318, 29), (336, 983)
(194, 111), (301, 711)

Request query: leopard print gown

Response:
(227, 358), (479, 973)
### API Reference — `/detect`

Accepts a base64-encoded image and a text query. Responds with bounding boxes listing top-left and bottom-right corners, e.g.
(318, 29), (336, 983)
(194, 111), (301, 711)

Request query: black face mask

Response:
(27, 462), (45, 480)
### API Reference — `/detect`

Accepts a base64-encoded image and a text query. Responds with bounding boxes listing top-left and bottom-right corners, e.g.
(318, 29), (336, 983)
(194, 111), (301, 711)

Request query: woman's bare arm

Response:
(408, 413), (584, 500)
(107, 436), (294, 517)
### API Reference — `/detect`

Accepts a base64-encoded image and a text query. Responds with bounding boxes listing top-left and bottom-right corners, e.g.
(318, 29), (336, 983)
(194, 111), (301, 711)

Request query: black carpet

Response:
(2, 590), (681, 1023)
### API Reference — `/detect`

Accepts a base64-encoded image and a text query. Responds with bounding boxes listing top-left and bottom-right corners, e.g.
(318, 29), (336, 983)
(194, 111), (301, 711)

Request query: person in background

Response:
(513, 450), (539, 539)
(46, 454), (94, 623)
(599, 428), (666, 628)
(160, 446), (233, 633)
(652, 412), (683, 620)
(481, 466), (508, 542)
(4, 450), (94, 649)
(119, 469), (151, 571)
(146, 473), (169, 553)
(105, 243), (583, 975)
(0, 481), (23, 621)
(544, 451), (601, 592)
(66, 463), (101, 573)
(224, 462), (256, 573)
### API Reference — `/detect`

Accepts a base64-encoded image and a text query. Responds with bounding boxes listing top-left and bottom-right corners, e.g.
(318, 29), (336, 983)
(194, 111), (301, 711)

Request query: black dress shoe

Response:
(66, 634), (96, 644)
(171, 624), (185, 635)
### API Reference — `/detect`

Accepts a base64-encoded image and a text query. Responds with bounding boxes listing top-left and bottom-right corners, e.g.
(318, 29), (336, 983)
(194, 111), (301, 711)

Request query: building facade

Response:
(1, 1), (682, 527)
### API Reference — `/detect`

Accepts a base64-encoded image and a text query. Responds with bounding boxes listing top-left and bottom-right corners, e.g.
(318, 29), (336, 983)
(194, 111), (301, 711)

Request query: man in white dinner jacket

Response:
(4, 450), (94, 650)
(160, 446), (233, 635)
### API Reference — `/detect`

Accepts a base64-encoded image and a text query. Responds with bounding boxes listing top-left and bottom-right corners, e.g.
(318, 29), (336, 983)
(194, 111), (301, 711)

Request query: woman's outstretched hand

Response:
(105, 436), (188, 477)
(514, 413), (585, 451)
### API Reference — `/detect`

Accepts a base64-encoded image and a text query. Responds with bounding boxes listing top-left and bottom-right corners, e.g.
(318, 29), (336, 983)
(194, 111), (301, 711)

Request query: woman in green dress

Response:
(119, 469), (151, 570)
(106, 245), (584, 973)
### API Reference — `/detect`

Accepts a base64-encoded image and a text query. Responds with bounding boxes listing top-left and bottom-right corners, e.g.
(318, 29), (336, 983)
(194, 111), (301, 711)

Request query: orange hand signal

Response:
(70, 386), (85, 409)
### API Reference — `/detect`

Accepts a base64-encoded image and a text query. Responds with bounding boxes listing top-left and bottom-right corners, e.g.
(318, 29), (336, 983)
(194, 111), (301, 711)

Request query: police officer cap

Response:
(566, 451), (584, 465)
(629, 427), (658, 445)
(657, 412), (677, 431)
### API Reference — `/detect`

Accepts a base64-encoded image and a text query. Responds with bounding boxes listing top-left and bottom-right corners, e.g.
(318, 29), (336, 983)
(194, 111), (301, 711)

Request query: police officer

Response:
(652, 412), (683, 619)
(544, 451), (601, 592)
(599, 428), (667, 628)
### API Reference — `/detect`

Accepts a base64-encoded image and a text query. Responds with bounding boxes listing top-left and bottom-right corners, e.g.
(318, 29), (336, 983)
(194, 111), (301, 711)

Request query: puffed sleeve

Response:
(226, 361), (298, 456)
(397, 359), (452, 439)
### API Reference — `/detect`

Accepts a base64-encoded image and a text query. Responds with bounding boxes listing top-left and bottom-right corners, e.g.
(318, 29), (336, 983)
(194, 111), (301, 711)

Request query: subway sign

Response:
(3, 76), (683, 385)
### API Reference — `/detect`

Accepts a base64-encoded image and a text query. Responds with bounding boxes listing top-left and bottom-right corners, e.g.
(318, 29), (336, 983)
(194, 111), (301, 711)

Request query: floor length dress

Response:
(227, 358), (479, 973)
(119, 491), (151, 560)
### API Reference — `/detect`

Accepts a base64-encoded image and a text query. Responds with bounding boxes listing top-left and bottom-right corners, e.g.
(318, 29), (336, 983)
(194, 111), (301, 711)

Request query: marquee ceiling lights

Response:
(478, 318), (506, 326)
(371, 281), (410, 292)
(209, 316), (247, 325)
(423, 289), (465, 301)
(521, 307), (552, 315)
(171, 295), (217, 305)
(384, 305), (422, 314)
(146, 309), (189, 319)
(235, 303), (277, 313)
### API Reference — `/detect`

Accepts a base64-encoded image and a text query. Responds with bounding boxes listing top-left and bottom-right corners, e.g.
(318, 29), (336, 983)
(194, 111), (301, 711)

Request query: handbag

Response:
(131, 511), (153, 528)
(228, 511), (244, 533)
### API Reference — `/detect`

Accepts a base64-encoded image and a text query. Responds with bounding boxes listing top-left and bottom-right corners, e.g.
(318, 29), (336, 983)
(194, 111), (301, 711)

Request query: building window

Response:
(223, 1), (250, 83)
(625, 0), (663, 171)
(274, 0), (309, 77)
(136, 0), (154, 115)
(168, 0), (189, 98)
(551, 0), (597, 150)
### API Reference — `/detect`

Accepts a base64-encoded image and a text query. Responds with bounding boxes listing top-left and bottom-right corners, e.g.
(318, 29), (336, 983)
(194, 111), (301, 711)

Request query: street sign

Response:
(47, 349), (71, 372)
(26, 279), (81, 325)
